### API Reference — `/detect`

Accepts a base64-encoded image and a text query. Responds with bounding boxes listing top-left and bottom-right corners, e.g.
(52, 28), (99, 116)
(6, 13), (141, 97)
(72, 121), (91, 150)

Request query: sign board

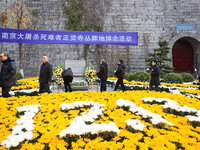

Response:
(65, 60), (86, 79)
(176, 24), (195, 31)
(0, 28), (138, 45)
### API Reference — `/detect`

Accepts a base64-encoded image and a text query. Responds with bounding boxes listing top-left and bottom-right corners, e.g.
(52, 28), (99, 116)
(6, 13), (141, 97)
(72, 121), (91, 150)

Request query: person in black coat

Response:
(149, 60), (160, 91)
(96, 60), (108, 92)
(62, 68), (73, 92)
(39, 56), (53, 93)
(114, 60), (126, 91)
(197, 74), (200, 89)
(0, 53), (16, 97)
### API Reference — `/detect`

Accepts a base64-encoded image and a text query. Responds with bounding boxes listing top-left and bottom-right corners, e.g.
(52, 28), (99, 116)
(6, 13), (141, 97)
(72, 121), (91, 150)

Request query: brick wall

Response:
(0, 0), (199, 77)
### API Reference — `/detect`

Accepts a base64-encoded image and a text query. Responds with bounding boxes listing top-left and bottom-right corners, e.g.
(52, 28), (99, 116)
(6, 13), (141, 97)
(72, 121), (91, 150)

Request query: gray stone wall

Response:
(0, 0), (200, 77)
(103, 0), (200, 72)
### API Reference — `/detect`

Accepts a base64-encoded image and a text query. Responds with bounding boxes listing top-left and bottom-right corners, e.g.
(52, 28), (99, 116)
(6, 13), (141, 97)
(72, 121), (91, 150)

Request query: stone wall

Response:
(103, 0), (200, 72)
(0, 0), (200, 77)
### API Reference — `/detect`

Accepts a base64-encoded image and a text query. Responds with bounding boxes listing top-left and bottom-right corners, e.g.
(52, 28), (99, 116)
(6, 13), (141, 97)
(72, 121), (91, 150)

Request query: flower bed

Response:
(107, 77), (199, 88)
(0, 77), (39, 93)
(105, 78), (199, 93)
(180, 89), (200, 96)
(0, 91), (200, 149)
(71, 81), (89, 91)
(0, 77), (39, 96)
(51, 80), (89, 92)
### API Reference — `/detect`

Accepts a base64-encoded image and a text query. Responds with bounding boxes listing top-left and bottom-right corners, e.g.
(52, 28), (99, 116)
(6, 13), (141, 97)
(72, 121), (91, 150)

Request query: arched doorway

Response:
(172, 39), (194, 74)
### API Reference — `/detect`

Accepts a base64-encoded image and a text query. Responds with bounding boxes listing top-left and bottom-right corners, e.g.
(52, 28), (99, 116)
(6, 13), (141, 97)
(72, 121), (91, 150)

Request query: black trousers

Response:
(63, 79), (72, 92)
(199, 79), (200, 90)
(39, 83), (52, 93)
(114, 77), (126, 91)
(149, 84), (159, 91)
(2, 86), (11, 97)
(100, 79), (107, 92)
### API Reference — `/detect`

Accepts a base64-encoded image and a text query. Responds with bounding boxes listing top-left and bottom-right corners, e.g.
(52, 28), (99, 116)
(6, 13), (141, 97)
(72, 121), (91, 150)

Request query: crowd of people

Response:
(96, 59), (160, 92)
(0, 53), (160, 98)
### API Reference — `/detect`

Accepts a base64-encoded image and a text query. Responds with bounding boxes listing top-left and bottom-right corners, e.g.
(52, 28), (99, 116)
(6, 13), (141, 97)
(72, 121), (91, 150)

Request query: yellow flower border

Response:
(108, 77), (199, 88)
(180, 89), (200, 96)
(0, 77), (39, 93)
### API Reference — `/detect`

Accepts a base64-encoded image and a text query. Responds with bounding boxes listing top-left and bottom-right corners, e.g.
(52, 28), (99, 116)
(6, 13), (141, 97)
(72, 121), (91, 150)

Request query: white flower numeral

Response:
(1, 105), (41, 149)
(143, 97), (200, 122)
(59, 101), (120, 137)
(116, 99), (174, 129)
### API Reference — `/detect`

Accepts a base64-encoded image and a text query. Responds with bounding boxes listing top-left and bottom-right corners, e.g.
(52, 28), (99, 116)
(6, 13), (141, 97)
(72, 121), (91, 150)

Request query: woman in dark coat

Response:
(114, 60), (126, 91)
(149, 60), (160, 91)
(62, 68), (73, 92)
(96, 60), (108, 92)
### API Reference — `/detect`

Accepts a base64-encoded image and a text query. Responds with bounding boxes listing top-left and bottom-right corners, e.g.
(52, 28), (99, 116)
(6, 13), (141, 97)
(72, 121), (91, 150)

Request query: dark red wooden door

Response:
(172, 39), (194, 73)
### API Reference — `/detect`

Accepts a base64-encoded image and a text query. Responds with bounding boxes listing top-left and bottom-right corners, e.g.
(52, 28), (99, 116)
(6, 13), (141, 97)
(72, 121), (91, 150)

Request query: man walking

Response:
(114, 60), (126, 91)
(39, 56), (53, 93)
(97, 60), (108, 92)
(0, 53), (16, 97)
(149, 60), (160, 91)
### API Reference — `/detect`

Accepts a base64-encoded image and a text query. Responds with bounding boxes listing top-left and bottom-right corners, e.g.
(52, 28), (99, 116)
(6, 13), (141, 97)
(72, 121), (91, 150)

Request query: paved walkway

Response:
(88, 85), (114, 92)
(51, 84), (115, 93)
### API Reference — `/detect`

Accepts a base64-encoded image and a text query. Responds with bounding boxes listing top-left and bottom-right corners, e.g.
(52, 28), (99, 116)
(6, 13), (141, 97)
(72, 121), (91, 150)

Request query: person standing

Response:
(149, 60), (160, 91)
(0, 53), (16, 97)
(39, 56), (53, 93)
(114, 60), (126, 91)
(97, 60), (108, 92)
(62, 68), (73, 92)
(197, 74), (200, 90)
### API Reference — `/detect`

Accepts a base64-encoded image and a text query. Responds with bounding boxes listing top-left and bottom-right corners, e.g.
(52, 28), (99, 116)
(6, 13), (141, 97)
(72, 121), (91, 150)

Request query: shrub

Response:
(132, 71), (150, 82)
(16, 71), (23, 80)
(163, 73), (183, 83)
(180, 73), (194, 82)
(125, 74), (135, 81)
(71, 80), (88, 86)
(108, 73), (114, 77)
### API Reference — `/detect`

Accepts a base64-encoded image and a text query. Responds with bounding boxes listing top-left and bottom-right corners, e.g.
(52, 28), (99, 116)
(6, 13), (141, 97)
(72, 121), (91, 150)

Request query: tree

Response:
(0, 0), (40, 77)
(62, 0), (104, 64)
(145, 40), (173, 77)
(0, 0), (8, 63)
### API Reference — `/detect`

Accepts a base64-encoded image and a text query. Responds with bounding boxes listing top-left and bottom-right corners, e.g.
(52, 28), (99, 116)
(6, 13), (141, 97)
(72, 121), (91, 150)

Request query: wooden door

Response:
(172, 39), (194, 73)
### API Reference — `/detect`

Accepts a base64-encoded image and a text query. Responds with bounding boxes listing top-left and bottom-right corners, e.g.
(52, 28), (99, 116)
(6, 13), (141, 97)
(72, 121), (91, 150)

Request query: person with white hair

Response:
(39, 56), (53, 93)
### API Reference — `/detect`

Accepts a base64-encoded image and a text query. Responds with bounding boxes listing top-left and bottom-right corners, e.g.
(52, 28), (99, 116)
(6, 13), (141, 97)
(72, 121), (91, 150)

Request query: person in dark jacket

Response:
(62, 68), (73, 92)
(39, 56), (53, 93)
(96, 60), (108, 92)
(197, 74), (200, 89)
(114, 60), (126, 91)
(0, 53), (16, 97)
(149, 60), (160, 91)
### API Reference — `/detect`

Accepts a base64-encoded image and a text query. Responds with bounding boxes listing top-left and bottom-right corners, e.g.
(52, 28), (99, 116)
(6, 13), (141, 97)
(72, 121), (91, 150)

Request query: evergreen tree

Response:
(145, 40), (173, 77)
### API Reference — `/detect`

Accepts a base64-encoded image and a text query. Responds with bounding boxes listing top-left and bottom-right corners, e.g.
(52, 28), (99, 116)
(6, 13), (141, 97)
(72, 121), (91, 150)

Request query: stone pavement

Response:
(51, 84), (115, 93)
(88, 85), (115, 92)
